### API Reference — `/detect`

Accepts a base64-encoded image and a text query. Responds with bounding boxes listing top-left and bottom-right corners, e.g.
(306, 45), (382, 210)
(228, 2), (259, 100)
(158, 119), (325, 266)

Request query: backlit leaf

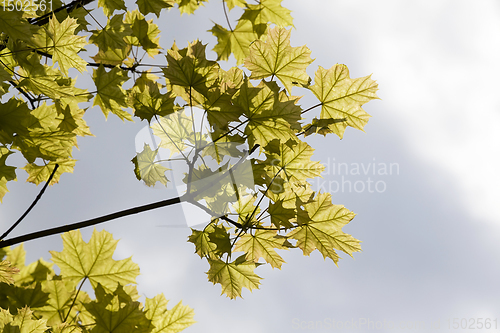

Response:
(131, 144), (169, 187)
(245, 27), (313, 93)
(309, 64), (379, 138)
(207, 258), (261, 299)
(50, 229), (140, 291)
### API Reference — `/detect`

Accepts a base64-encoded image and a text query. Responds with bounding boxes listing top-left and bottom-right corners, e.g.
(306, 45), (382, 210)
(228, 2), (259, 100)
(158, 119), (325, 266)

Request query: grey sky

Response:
(1, 1), (500, 332)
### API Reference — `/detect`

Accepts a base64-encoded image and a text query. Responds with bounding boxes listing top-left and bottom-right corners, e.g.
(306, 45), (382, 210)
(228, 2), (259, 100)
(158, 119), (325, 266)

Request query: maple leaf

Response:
(132, 144), (170, 187)
(84, 284), (150, 333)
(90, 14), (132, 52)
(206, 258), (261, 299)
(98, 0), (126, 16)
(17, 55), (81, 100)
(0, 307), (47, 333)
(13, 258), (54, 285)
(232, 194), (260, 227)
(268, 200), (295, 229)
(0, 261), (19, 285)
(5, 244), (26, 269)
(2, 280), (50, 310)
(234, 229), (289, 268)
(309, 64), (379, 138)
(0, 98), (34, 143)
(31, 16), (88, 76)
(163, 40), (219, 95)
(262, 140), (324, 184)
(301, 117), (346, 137)
(93, 65), (132, 121)
(190, 87), (243, 128)
(137, 0), (174, 17)
(245, 27), (313, 93)
(287, 192), (361, 264)
(22, 159), (76, 186)
(14, 128), (77, 163)
(144, 294), (195, 333)
(35, 279), (76, 326)
(128, 73), (176, 122)
(200, 224), (232, 257)
(233, 80), (299, 149)
(0, 147), (17, 202)
(225, 0), (246, 10)
(50, 229), (140, 291)
(124, 10), (161, 56)
(0, 10), (38, 43)
(210, 19), (262, 65)
(241, 0), (293, 30)
(176, 0), (208, 15)
(151, 111), (192, 156)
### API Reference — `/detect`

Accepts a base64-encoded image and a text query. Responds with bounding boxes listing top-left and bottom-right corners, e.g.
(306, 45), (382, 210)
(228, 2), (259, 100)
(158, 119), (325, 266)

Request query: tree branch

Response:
(28, 0), (95, 26)
(0, 195), (183, 248)
(0, 164), (59, 241)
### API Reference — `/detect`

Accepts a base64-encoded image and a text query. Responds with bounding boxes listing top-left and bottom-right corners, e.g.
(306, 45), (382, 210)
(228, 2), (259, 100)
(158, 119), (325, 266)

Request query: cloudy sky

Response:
(2, 0), (500, 332)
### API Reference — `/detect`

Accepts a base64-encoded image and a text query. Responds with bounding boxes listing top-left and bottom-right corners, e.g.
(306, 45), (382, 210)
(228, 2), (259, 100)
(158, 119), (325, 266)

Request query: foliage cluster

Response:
(0, 229), (195, 333)
(0, 0), (378, 301)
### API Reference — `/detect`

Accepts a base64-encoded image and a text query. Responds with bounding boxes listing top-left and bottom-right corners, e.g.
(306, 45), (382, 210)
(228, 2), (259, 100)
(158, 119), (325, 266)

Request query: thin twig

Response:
(0, 164), (60, 241)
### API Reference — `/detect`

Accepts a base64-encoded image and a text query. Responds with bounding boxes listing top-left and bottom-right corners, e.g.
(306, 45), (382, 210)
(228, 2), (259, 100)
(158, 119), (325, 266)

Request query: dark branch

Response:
(8, 81), (36, 109)
(0, 195), (183, 248)
(0, 164), (59, 241)
(28, 0), (95, 26)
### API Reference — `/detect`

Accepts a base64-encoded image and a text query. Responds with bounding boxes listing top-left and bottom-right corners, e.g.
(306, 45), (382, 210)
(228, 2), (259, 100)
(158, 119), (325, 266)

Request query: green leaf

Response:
(0, 261), (20, 285)
(210, 19), (261, 65)
(31, 16), (87, 76)
(131, 144), (169, 187)
(232, 194), (260, 227)
(309, 64), (379, 138)
(163, 40), (219, 95)
(17, 55), (82, 99)
(124, 10), (161, 56)
(176, 0), (207, 15)
(234, 229), (288, 268)
(98, 0), (126, 17)
(225, 0), (246, 10)
(128, 73), (176, 122)
(241, 0), (293, 29)
(84, 284), (150, 333)
(191, 87), (243, 129)
(233, 80), (298, 150)
(301, 117), (346, 137)
(268, 200), (295, 229)
(136, 0), (173, 17)
(93, 65), (132, 121)
(262, 140), (324, 184)
(34, 278), (75, 326)
(288, 192), (361, 264)
(0, 146), (17, 202)
(0, 98), (34, 143)
(50, 230), (140, 291)
(0, 10), (37, 43)
(144, 294), (195, 333)
(3, 281), (50, 310)
(0, 307), (48, 333)
(245, 27), (313, 93)
(14, 258), (54, 285)
(22, 159), (76, 186)
(91, 45), (132, 66)
(5, 244), (26, 270)
(90, 14), (132, 52)
(206, 258), (261, 299)
(14, 129), (77, 163)
(151, 111), (192, 156)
